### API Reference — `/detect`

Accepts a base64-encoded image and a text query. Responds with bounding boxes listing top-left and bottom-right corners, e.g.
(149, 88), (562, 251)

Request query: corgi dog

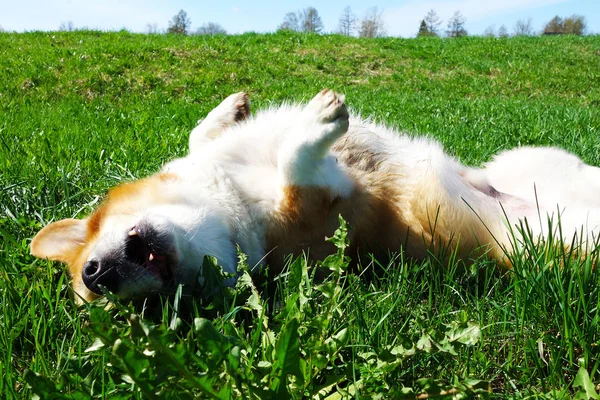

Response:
(31, 90), (600, 303)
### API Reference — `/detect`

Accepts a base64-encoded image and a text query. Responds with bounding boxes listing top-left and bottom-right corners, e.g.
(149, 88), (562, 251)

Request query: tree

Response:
(168, 9), (191, 35)
(446, 11), (467, 38)
(146, 23), (160, 34)
(337, 6), (357, 36)
(417, 20), (431, 37)
(279, 12), (300, 31)
(59, 21), (74, 32)
(301, 7), (324, 33)
(544, 16), (563, 34)
(498, 24), (509, 38)
(483, 25), (496, 37)
(279, 7), (323, 33)
(423, 9), (442, 37)
(196, 22), (227, 35)
(513, 17), (533, 36)
(563, 15), (586, 35)
(544, 15), (586, 35)
(359, 7), (386, 38)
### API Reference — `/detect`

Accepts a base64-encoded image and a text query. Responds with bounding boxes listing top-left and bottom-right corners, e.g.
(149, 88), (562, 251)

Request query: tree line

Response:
(279, 6), (387, 38)
(49, 7), (589, 38)
(162, 7), (588, 38)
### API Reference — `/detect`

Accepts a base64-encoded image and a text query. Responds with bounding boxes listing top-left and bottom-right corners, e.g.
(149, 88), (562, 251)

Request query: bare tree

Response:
(498, 24), (509, 38)
(279, 12), (300, 31)
(146, 23), (160, 34)
(483, 25), (496, 37)
(301, 7), (324, 33)
(337, 6), (357, 36)
(168, 9), (191, 35)
(59, 21), (75, 31)
(513, 17), (534, 36)
(446, 11), (467, 38)
(423, 9), (442, 37)
(279, 7), (323, 33)
(196, 22), (227, 36)
(359, 7), (386, 38)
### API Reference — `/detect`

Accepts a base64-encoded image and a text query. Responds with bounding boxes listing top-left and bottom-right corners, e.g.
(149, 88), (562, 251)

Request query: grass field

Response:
(1, 31), (600, 398)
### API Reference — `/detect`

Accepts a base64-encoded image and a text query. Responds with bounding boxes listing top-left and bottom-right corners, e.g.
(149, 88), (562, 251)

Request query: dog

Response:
(30, 90), (600, 303)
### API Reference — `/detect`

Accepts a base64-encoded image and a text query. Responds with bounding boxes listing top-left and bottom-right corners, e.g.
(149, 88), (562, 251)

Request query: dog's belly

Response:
(265, 126), (509, 266)
(263, 183), (415, 272)
(262, 131), (460, 270)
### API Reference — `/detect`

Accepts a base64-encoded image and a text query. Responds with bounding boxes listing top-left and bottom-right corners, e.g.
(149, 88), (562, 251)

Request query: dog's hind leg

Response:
(277, 89), (354, 198)
(189, 92), (251, 153)
(267, 90), (355, 264)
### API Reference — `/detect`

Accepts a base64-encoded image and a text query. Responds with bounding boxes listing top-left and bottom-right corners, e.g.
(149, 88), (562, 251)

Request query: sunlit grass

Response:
(1, 31), (600, 398)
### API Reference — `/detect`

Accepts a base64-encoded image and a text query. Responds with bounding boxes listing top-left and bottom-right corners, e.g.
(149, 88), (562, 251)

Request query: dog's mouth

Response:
(125, 226), (174, 283)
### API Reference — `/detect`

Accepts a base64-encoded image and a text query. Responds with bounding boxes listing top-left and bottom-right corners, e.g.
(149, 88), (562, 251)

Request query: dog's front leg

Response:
(277, 89), (354, 201)
(189, 92), (251, 153)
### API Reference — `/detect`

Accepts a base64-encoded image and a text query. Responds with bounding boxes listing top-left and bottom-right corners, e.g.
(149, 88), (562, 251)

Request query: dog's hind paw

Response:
(305, 89), (348, 125)
(276, 89), (353, 194)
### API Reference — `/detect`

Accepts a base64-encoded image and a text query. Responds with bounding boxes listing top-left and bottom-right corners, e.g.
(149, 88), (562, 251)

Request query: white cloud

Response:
(384, 0), (569, 37)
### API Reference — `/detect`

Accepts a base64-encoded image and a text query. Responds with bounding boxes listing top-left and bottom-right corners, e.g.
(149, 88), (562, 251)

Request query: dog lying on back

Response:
(31, 90), (600, 303)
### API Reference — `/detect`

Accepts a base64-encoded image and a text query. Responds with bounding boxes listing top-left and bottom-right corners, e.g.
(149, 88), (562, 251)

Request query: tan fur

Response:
(31, 218), (88, 263)
(333, 136), (505, 263)
(32, 173), (179, 301)
(265, 168), (493, 273)
(266, 186), (339, 266)
(91, 173), (178, 230)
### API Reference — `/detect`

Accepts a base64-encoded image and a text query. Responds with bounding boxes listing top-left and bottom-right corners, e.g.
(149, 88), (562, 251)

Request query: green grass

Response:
(1, 31), (600, 398)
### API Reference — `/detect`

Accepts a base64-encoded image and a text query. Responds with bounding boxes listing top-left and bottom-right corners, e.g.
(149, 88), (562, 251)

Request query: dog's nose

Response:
(82, 259), (119, 295)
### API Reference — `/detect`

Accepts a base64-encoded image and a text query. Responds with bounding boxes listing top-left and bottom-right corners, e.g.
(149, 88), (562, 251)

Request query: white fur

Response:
(465, 147), (600, 245)
(183, 93), (600, 259)
(483, 146), (600, 208)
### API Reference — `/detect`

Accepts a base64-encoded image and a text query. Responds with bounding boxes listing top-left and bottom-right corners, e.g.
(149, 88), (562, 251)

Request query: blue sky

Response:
(1, 0), (598, 36)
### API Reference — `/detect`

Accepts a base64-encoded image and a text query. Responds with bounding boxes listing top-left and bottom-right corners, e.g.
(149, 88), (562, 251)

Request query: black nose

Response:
(82, 260), (120, 295)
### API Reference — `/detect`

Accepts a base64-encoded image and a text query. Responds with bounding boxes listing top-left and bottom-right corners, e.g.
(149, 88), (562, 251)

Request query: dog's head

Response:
(30, 173), (236, 303)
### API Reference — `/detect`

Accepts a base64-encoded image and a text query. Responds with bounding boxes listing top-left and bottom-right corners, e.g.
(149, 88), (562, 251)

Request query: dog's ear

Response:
(31, 218), (88, 263)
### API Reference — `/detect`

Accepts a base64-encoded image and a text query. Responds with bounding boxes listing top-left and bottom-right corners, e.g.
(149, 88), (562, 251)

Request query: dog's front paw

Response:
(189, 92), (251, 152)
(207, 92), (251, 125)
(305, 89), (349, 128)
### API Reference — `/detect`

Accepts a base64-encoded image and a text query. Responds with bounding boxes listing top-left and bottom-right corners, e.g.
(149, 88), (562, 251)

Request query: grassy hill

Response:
(1, 31), (600, 398)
